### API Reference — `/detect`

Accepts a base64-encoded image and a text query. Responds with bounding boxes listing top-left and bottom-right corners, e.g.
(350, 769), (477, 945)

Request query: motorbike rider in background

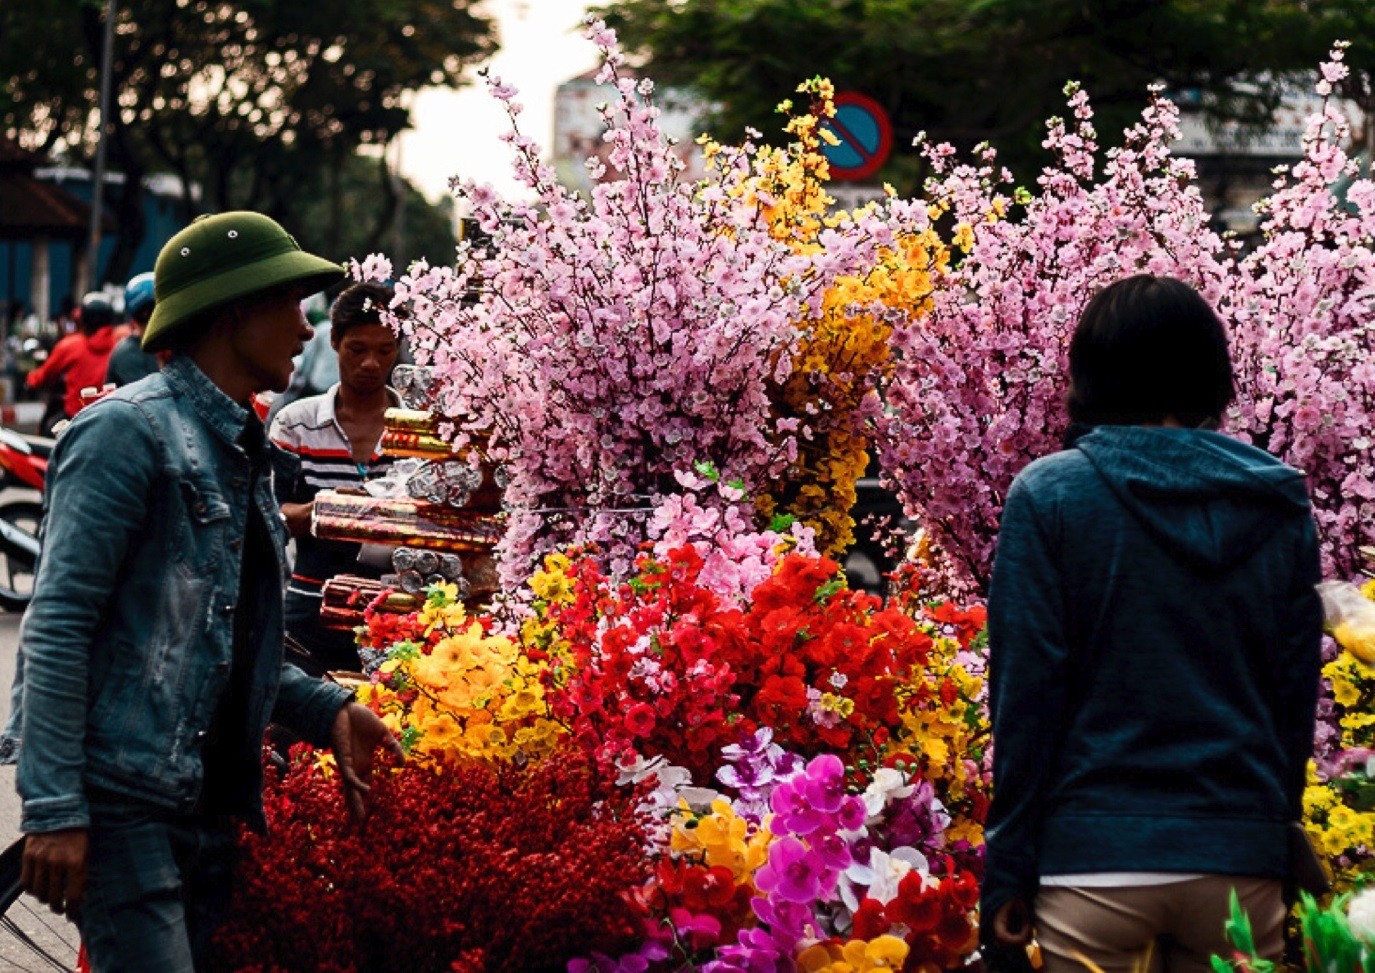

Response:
(105, 272), (162, 387)
(25, 293), (120, 435)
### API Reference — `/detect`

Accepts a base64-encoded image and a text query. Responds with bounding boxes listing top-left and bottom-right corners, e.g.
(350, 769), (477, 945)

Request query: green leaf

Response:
(769, 513), (798, 532)
(814, 577), (845, 603)
(693, 459), (720, 481)
(388, 639), (422, 662)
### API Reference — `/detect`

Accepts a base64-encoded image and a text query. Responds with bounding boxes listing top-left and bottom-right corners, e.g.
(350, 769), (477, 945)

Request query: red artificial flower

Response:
(211, 747), (651, 972)
(888, 873), (942, 934)
(851, 898), (891, 940)
(624, 702), (657, 738)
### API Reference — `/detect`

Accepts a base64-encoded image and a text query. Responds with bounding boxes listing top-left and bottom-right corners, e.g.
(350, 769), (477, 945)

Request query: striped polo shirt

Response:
(268, 384), (400, 607)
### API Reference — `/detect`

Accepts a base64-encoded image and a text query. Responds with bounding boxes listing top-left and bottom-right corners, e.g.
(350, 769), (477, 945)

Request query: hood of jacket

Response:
(85, 324), (119, 354)
(1074, 425), (1309, 571)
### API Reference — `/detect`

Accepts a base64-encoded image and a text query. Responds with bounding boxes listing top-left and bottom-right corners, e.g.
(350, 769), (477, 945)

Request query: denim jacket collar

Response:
(162, 356), (251, 449)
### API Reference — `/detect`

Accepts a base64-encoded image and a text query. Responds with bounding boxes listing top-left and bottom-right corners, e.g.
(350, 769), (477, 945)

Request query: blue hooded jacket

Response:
(981, 426), (1322, 917)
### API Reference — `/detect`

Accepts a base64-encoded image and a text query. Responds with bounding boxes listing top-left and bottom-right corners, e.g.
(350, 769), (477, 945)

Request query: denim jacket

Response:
(16, 356), (351, 833)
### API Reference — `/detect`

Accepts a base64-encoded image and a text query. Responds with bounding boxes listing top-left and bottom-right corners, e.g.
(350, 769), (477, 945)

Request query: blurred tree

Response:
(598, 0), (1364, 189)
(292, 150), (457, 268)
(0, 0), (492, 283)
(1253, 2), (1375, 169)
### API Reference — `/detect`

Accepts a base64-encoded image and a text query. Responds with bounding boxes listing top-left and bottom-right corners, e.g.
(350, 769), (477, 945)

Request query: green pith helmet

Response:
(142, 211), (344, 353)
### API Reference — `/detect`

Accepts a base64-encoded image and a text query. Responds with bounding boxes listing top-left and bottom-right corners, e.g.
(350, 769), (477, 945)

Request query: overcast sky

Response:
(396, 0), (597, 201)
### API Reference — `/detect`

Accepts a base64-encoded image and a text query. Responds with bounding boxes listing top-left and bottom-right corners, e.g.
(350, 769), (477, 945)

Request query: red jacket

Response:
(27, 326), (121, 417)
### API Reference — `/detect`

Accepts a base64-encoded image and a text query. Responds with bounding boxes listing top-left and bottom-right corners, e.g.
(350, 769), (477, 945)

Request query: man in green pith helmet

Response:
(13, 211), (403, 970)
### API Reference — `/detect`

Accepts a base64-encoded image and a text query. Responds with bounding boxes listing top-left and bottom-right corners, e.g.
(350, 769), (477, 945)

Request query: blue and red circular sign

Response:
(820, 92), (893, 181)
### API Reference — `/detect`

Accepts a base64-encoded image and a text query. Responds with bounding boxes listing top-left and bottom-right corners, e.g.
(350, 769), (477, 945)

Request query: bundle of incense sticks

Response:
(318, 575), (420, 629)
(312, 491), (505, 552)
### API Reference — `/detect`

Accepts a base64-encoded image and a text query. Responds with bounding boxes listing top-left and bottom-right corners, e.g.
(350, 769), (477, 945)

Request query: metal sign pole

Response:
(85, 0), (117, 295)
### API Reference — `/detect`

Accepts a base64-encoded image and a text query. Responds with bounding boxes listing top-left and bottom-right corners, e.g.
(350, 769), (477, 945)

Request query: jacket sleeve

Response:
(18, 402), (156, 833)
(981, 476), (1071, 919)
(1275, 513), (1323, 820)
(26, 336), (76, 389)
(272, 665), (352, 748)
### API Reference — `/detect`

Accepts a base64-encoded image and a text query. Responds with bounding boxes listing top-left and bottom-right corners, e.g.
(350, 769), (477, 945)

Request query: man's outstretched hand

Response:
(21, 828), (88, 915)
(330, 702), (404, 822)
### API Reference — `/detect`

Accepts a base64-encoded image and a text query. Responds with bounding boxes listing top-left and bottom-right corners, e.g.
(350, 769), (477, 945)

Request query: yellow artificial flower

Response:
(818, 692), (855, 719)
(671, 799), (772, 884)
(696, 78), (957, 552)
(366, 595), (566, 765)
(422, 713), (463, 750)
(1333, 670), (1361, 707)
(798, 936), (909, 972)
(1334, 621), (1375, 664)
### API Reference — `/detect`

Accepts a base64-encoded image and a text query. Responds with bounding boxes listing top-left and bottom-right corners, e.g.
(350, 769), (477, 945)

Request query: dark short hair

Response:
(330, 281), (397, 345)
(1067, 275), (1234, 428)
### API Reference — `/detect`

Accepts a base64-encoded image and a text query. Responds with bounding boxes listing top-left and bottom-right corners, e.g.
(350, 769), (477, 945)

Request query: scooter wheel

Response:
(0, 501), (41, 611)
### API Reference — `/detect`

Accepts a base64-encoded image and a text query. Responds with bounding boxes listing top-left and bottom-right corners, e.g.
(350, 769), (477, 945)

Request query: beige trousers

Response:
(1034, 877), (1284, 973)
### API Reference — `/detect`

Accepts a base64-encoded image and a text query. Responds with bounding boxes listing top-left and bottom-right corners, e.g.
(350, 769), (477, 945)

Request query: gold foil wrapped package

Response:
(380, 430), (455, 459)
(383, 408), (440, 434)
(381, 408), (453, 458)
(312, 490), (504, 553)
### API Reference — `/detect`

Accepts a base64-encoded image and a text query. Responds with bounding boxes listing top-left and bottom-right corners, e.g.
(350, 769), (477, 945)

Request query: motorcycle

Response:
(0, 426), (48, 611)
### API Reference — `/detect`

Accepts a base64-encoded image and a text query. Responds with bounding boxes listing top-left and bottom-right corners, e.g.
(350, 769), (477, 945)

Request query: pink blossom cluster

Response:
(647, 467), (818, 604)
(367, 18), (893, 584)
(881, 49), (1375, 589)
(1225, 44), (1375, 581)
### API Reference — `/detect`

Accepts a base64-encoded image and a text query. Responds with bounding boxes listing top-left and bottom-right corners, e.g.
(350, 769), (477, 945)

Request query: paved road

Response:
(0, 607), (20, 848)
(0, 490), (85, 969)
(0, 485), (32, 849)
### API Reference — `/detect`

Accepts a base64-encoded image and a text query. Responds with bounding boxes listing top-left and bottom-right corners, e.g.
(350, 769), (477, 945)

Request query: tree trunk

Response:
(100, 129), (146, 286)
(362, 148), (400, 258)
(326, 146), (343, 256)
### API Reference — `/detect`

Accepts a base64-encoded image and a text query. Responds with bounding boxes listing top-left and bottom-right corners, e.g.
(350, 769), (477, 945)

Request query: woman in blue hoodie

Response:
(982, 275), (1323, 973)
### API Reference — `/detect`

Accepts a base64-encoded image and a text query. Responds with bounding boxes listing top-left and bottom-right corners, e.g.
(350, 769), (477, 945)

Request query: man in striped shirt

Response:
(269, 282), (401, 674)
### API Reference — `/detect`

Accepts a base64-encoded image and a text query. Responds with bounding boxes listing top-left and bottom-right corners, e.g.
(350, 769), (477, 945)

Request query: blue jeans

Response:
(75, 794), (236, 972)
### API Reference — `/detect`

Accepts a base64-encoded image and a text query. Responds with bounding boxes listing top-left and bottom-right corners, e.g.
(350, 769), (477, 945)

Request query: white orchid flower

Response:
(838, 846), (929, 912)
(862, 767), (916, 822)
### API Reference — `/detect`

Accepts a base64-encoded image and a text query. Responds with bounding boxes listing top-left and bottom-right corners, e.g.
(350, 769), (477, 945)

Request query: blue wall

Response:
(0, 172), (185, 318)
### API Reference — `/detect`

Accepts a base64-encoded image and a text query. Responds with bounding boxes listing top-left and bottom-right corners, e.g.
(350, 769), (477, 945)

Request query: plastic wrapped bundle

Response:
(391, 547), (499, 598)
(312, 490), (504, 552)
(1319, 580), (1375, 664)
(391, 365), (439, 412)
(404, 460), (503, 511)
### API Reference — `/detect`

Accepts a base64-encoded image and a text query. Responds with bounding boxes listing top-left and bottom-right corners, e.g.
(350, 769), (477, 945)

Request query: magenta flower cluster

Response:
(705, 754), (863, 971)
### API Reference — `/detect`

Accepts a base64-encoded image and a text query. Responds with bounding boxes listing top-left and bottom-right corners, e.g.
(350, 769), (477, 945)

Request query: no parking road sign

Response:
(820, 92), (893, 182)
